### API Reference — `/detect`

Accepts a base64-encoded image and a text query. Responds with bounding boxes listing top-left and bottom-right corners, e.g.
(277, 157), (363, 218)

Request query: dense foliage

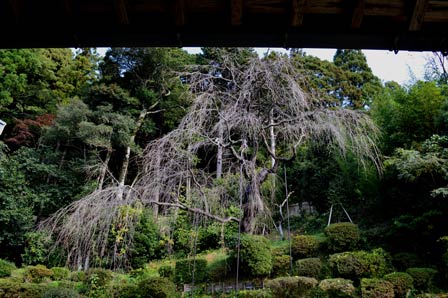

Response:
(0, 47), (448, 296)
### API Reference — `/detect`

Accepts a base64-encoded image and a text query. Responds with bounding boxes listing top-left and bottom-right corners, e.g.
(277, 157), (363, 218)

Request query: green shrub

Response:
(85, 268), (113, 297)
(0, 281), (51, 298)
(271, 243), (288, 257)
(318, 278), (355, 298)
(207, 257), (229, 282)
(237, 289), (272, 298)
(21, 231), (53, 266)
(324, 223), (359, 252)
(68, 271), (85, 282)
(265, 276), (318, 298)
(109, 283), (140, 298)
(51, 267), (70, 281)
(328, 249), (390, 280)
(292, 235), (320, 258)
(239, 234), (272, 277)
(42, 287), (80, 298)
(130, 210), (163, 269)
(24, 264), (54, 283)
(9, 268), (26, 282)
(296, 258), (322, 279)
(297, 276), (319, 293)
(383, 272), (414, 298)
(158, 265), (174, 279)
(406, 267), (437, 291)
(54, 280), (80, 290)
(85, 268), (113, 287)
(308, 287), (329, 298)
(0, 259), (17, 278)
(175, 258), (207, 284)
(360, 278), (394, 298)
(137, 276), (177, 298)
(392, 252), (423, 271)
(272, 255), (291, 277)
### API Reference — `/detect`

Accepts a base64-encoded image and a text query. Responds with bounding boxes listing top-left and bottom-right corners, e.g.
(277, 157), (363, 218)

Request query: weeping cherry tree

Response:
(41, 54), (381, 269)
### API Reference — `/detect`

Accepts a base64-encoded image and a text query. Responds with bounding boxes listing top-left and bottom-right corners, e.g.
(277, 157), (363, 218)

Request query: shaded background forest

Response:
(1, 47), (448, 281)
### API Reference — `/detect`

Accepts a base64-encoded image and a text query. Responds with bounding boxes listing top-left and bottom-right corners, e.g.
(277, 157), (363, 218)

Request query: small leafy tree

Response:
(239, 234), (272, 277)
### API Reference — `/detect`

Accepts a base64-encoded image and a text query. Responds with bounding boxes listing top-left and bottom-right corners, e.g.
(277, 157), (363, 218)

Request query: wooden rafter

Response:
(63, 0), (72, 15)
(1, 0), (448, 51)
(410, 0), (429, 31)
(351, 0), (365, 29)
(114, 0), (129, 25)
(175, 0), (186, 26)
(8, 0), (21, 23)
(291, 0), (306, 27)
(231, 0), (243, 26)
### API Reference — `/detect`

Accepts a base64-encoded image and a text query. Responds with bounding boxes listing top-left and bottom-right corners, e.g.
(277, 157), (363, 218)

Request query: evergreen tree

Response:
(333, 49), (382, 109)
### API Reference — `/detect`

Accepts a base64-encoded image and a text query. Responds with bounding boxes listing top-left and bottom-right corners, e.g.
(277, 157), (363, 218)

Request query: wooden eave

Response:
(0, 0), (447, 52)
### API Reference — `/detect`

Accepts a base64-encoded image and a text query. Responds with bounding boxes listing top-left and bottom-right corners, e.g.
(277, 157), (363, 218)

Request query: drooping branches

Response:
(138, 55), (381, 233)
(40, 54), (382, 268)
(41, 186), (141, 270)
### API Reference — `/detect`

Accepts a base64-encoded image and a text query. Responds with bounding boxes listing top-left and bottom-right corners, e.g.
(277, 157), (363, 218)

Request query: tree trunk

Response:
(269, 109), (277, 222)
(153, 152), (162, 220)
(186, 143), (192, 202)
(269, 109), (276, 169)
(241, 166), (278, 233)
(98, 148), (112, 190)
(118, 109), (148, 198)
(216, 122), (224, 179)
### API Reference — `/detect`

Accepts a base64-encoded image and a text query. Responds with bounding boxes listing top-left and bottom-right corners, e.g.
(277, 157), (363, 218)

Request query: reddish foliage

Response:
(6, 114), (55, 146)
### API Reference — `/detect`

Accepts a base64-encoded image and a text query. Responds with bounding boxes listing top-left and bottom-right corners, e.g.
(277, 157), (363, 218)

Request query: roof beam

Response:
(291, 0), (306, 27)
(114, 0), (129, 25)
(8, 0), (21, 23)
(409, 0), (429, 31)
(175, 0), (186, 26)
(64, 0), (72, 16)
(351, 0), (365, 28)
(231, 0), (243, 26)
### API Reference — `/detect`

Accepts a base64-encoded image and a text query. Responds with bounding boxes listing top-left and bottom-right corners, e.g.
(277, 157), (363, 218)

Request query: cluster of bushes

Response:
(0, 221), (443, 297)
(0, 262), (179, 298)
(267, 222), (441, 297)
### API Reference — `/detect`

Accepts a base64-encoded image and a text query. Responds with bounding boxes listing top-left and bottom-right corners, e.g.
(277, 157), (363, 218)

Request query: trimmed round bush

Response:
(174, 258), (207, 284)
(384, 272), (414, 298)
(329, 249), (390, 280)
(237, 289), (273, 298)
(296, 258), (322, 279)
(51, 267), (70, 281)
(318, 278), (355, 298)
(158, 265), (174, 279)
(292, 235), (320, 258)
(0, 258), (17, 278)
(360, 278), (394, 298)
(24, 265), (54, 283)
(239, 234), (272, 277)
(43, 287), (80, 298)
(271, 243), (288, 257)
(109, 283), (140, 298)
(0, 281), (51, 297)
(137, 276), (177, 298)
(265, 276), (318, 298)
(297, 276), (319, 292)
(324, 222), (359, 252)
(272, 255), (291, 277)
(406, 267), (437, 291)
